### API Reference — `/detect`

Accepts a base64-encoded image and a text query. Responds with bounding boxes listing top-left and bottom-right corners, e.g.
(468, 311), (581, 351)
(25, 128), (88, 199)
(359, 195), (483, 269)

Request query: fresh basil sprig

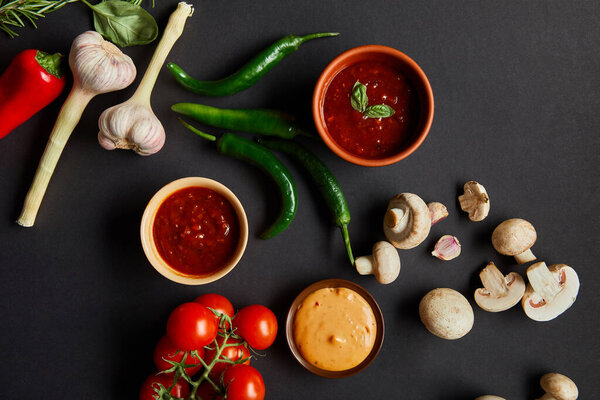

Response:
(350, 81), (395, 119)
(81, 0), (158, 47)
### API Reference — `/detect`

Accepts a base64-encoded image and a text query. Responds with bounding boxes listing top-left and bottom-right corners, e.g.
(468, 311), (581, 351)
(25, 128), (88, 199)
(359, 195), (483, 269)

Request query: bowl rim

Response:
(140, 177), (249, 285)
(285, 278), (385, 378)
(312, 44), (434, 167)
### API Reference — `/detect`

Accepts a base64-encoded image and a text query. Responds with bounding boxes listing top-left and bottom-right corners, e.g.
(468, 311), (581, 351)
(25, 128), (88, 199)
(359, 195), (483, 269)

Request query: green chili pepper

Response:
(167, 32), (339, 96)
(178, 118), (297, 240)
(171, 103), (312, 139)
(257, 138), (354, 265)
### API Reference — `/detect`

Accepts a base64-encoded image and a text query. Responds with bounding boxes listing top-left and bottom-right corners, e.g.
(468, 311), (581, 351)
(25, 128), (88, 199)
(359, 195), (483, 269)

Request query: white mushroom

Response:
(383, 193), (430, 249)
(475, 396), (506, 400)
(427, 202), (448, 225)
(491, 218), (537, 264)
(355, 241), (400, 284)
(522, 262), (579, 321)
(474, 262), (525, 312)
(458, 181), (490, 221)
(537, 373), (578, 400)
(419, 288), (474, 340)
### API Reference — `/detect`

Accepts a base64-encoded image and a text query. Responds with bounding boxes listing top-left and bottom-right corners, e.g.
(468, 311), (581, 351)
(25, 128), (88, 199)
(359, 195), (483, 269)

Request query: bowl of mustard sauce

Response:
(285, 279), (385, 378)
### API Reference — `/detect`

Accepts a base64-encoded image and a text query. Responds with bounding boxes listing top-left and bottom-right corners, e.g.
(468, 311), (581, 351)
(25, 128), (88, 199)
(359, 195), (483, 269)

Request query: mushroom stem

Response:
(479, 262), (509, 297)
(514, 248), (536, 264)
(355, 255), (374, 275)
(527, 262), (562, 302)
(384, 207), (410, 233)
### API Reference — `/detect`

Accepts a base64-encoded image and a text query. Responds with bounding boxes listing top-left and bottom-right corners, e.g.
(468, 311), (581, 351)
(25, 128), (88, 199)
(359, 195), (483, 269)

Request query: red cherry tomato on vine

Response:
(233, 305), (277, 350)
(195, 293), (234, 327)
(223, 364), (265, 400)
(205, 335), (251, 379)
(153, 335), (204, 376)
(139, 373), (189, 400)
(196, 381), (223, 400)
(167, 302), (218, 350)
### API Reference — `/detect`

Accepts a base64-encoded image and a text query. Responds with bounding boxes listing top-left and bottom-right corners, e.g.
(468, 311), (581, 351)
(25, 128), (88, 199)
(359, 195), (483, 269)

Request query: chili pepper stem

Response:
(177, 118), (216, 141)
(341, 224), (355, 265)
(299, 32), (339, 41)
(17, 89), (93, 227)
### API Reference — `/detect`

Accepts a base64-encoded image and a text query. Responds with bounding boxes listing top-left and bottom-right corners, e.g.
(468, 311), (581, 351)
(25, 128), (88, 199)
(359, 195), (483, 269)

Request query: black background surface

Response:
(1, 1), (599, 399)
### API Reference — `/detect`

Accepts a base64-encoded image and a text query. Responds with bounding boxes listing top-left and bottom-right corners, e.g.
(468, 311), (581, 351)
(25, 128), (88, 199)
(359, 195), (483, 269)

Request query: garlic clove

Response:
(69, 31), (136, 94)
(432, 235), (461, 260)
(98, 103), (165, 156)
(427, 202), (448, 226)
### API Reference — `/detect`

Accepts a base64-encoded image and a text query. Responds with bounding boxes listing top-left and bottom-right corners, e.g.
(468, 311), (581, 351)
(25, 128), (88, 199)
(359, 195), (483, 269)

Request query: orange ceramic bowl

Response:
(140, 177), (248, 285)
(313, 45), (434, 167)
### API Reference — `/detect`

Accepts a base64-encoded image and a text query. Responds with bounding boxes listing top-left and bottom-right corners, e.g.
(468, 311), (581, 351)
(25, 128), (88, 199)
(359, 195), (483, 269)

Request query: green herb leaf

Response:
(364, 104), (395, 119)
(91, 0), (158, 47)
(350, 81), (368, 113)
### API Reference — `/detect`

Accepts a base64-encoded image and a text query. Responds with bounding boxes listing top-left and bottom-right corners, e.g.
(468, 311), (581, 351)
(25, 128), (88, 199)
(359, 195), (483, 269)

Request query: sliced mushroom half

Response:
(458, 181), (490, 221)
(522, 262), (579, 321)
(474, 262), (525, 312)
(384, 193), (430, 249)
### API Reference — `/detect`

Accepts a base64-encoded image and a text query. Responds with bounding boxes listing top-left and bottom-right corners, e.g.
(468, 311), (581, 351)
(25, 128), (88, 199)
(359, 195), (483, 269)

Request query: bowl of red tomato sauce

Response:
(313, 45), (434, 167)
(140, 177), (248, 285)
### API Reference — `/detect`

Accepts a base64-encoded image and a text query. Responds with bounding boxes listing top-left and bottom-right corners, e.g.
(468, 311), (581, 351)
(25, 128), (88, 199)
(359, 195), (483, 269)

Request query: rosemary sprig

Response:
(0, 0), (74, 37)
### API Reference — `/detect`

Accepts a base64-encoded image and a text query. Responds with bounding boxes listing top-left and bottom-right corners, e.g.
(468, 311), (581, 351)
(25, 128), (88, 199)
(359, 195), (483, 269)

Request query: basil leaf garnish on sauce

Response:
(364, 104), (395, 119)
(350, 81), (394, 119)
(351, 81), (368, 113)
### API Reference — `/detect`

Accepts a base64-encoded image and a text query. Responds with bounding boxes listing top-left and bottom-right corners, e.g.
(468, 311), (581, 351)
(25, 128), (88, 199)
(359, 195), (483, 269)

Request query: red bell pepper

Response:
(0, 49), (66, 140)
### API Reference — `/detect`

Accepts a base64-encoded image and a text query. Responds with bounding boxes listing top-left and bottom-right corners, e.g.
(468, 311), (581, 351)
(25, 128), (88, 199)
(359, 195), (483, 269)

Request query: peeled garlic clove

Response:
(427, 202), (448, 226)
(432, 235), (461, 260)
(98, 103), (165, 156)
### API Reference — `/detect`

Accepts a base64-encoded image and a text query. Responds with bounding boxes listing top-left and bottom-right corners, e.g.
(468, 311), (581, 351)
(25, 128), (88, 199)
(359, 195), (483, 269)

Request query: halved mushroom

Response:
(538, 372), (578, 400)
(383, 193), (430, 249)
(458, 181), (490, 221)
(419, 288), (474, 340)
(474, 262), (525, 312)
(355, 241), (401, 284)
(491, 218), (537, 264)
(522, 262), (579, 321)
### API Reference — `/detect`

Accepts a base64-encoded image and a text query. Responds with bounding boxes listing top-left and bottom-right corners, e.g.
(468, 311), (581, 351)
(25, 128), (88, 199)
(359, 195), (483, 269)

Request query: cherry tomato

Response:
(196, 381), (223, 400)
(233, 305), (277, 350)
(195, 293), (234, 327)
(153, 335), (204, 376)
(139, 373), (189, 400)
(205, 335), (251, 379)
(167, 302), (218, 351)
(223, 364), (265, 400)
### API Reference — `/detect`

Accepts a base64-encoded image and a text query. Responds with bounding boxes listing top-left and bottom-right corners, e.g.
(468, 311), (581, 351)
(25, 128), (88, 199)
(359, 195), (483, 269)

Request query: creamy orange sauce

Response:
(293, 287), (377, 371)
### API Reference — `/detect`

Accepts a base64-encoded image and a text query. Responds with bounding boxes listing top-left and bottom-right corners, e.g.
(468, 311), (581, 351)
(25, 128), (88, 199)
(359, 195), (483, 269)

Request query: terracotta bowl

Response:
(312, 45), (434, 167)
(140, 177), (248, 285)
(285, 279), (385, 378)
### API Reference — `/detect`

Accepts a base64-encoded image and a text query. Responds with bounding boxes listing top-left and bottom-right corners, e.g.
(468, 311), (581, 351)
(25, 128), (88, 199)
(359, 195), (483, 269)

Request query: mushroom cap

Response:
(372, 241), (401, 284)
(384, 193), (431, 249)
(491, 218), (537, 256)
(419, 288), (474, 340)
(474, 271), (525, 312)
(522, 264), (580, 322)
(540, 373), (578, 400)
(475, 397), (506, 400)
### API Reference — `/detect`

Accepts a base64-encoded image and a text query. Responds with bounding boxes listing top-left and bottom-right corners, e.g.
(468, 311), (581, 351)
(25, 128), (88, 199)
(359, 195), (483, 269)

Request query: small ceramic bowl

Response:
(140, 177), (248, 285)
(312, 45), (434, 167)
(285, 279), (385, 378)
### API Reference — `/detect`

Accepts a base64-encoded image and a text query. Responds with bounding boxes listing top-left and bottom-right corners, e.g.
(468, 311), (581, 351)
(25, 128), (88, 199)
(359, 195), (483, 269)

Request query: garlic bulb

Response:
(98, 103), (165, 155)
(17, 31), (136, 227)
(70, 31), (136, 93)
(98, 2), (193, 156)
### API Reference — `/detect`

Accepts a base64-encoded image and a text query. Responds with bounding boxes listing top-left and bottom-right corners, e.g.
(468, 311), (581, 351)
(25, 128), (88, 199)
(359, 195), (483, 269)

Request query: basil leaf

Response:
(351, 81), (368, 113)
(92, 0), (158, 47)
(364, 104), (395, 119)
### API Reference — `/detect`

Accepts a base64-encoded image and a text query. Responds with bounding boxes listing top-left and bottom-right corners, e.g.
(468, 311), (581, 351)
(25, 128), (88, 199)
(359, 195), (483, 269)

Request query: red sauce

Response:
(323, 60), (420, 159)
(153, 187), (240, 276)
